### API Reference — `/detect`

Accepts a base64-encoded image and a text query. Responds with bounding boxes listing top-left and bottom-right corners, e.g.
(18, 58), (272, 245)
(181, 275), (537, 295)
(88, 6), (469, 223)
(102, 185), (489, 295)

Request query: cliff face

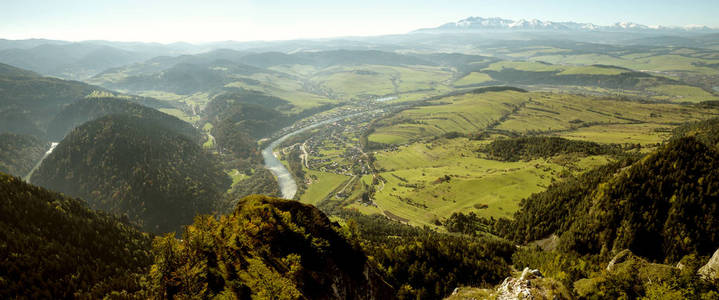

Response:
(150, 195), (395, 299)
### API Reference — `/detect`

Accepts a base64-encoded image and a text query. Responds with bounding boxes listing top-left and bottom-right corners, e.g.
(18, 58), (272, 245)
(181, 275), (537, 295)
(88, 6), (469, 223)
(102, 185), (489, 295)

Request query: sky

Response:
(1, 0), (718, 43)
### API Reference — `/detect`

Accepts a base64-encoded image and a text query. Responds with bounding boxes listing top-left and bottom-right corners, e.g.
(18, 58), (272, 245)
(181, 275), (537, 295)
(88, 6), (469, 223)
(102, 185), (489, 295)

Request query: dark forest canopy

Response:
(31, 114), (230, 233)
(503, 136), (719, 263)
(205, 92), (290, 161)
(0, 172), (153, 298)
(482, 136), (622, 161)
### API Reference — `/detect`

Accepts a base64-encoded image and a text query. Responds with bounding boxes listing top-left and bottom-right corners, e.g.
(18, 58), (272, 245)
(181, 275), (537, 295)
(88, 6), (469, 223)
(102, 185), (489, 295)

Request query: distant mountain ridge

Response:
(417, 17), (718, 33)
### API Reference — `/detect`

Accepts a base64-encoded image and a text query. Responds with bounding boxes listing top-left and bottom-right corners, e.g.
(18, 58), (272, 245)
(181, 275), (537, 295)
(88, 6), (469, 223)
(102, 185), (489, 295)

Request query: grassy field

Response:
(224, 73), (337, 112)
(310, 65), (454, 100)
(495, 92), (718, 134)
(529, 53), (719, 76)
(299, 170), (349, 205)
(158, 108), (199, 124)
(364, 138), (611, 226)
(484, 61), (562, 72)
(318, 69), (396, 98)
(367, 90), (713, 145)
(268, 64), (320, 77)
(453, 72), (493, 86)
(503, 47), (571, 58)
(354, 90), (719, 225)
(556, 65), (628, 75)
(482, 60), (631, 76)
(368, 90), (719, 147)
(138, 90), (211, 123)
(226, 169), (249, 188)
(368, 91), (529, 144)
(556, 123), (671, 145)
(647, 85), (719, 103)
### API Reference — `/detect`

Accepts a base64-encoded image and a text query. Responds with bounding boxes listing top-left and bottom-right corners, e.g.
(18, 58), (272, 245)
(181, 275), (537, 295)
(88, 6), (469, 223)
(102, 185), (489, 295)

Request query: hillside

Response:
(0, 62), (100, 137)
(31, 114), (230, 233)
(506, 136), (719, 263)
(99, 60), (267, 95)
(46, 97), (200, 142)
(0, 42), (155, 79)
(205, 92), (290, 160)
(151, 195), (395, 299)
(417, 16), (719, 34)
(0, 172), (153, 298)
(150, 194), (517, 299)
(0, 133), (48, 177)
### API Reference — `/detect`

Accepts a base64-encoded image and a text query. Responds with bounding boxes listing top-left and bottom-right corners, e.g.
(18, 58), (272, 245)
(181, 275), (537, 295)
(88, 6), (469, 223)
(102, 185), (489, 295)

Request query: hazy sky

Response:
(1, 0), (718, 43)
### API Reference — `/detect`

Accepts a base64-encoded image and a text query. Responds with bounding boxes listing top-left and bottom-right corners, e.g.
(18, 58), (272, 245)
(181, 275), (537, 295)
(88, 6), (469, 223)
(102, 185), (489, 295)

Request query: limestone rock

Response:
(606, 249), (632, 272)
(698, 248), (719, 280)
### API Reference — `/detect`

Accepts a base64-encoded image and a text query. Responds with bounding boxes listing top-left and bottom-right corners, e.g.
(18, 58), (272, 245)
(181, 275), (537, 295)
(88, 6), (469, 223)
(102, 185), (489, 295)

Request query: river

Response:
(24, 142), (58, 183)
(261, 112), (369, 199)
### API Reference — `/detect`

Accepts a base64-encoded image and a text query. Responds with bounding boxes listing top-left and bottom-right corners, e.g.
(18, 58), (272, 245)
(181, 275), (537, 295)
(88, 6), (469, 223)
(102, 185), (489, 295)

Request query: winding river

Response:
(262, 112), (368, 199)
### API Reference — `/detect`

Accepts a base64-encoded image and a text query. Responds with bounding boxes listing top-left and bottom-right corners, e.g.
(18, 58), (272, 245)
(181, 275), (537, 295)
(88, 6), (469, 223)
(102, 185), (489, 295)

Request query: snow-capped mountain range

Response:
(416, 17), (717, 33)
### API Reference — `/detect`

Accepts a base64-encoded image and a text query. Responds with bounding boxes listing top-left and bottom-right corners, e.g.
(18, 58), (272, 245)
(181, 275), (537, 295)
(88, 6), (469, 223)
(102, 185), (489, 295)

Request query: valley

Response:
(265, 88), (717, 226)
(3, 11), (719, 299)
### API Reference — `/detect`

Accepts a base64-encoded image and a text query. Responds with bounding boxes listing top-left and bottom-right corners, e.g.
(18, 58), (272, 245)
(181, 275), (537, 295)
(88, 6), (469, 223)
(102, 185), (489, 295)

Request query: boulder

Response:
(698, 248), (719, 280)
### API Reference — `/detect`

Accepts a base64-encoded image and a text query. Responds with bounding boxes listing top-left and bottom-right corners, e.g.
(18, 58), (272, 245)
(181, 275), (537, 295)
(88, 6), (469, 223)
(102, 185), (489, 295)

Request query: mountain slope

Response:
(150, 194), (395, 299)
(0, 172), (153, 298)
(0, 43), (154, 79)
(0, 133), (48, 177)
(98, 60), (267, 95)
(418, 17), (719, 34)
(507, 136), (719, 263)
(0, 62), (100, 137)
(46, 97), (200, 142)
(31, 114), (230, 233)
(562, 136), (719, 262)
(205, 92), (289, 160)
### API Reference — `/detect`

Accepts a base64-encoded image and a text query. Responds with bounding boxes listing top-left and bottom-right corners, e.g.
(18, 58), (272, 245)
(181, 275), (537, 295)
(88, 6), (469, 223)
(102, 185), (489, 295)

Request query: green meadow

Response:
(368, 91), (529, 144)
(648, 84), (719, 103)
(453, 72), (493, 86)
(299, 170), (349, 206)
(357, 90), (719, 225)
(366, 138), (610, 226)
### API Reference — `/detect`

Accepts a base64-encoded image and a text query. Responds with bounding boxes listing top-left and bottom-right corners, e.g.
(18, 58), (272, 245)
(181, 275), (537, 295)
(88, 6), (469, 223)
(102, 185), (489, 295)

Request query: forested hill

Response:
(0, 62), (98, 137)
(31, 114), (231, 233)
(506, 135), (719, 263)
(46, 97), (201, 142)
(0, 133), (48, 177)
(671, 117), (719, 149)
(0, 172), (153, 298)
(151, 195), (396, 299)
(0, 62), (40, 77)
(205, 92), (289, 161)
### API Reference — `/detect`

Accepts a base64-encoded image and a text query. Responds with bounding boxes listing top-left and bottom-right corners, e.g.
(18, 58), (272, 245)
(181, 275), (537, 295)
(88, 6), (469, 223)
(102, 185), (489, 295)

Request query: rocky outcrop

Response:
(698, 248), (719, 280)
(496, 268), (540, 299)
(575, 250), (679, 298)
(496, 268), (569, 300)
(606, 249), (633, 271)
(445, 268), (570, 300)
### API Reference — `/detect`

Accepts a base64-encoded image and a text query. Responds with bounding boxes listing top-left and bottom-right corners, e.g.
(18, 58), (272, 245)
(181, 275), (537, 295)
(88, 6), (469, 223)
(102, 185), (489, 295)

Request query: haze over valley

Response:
(2, 1), (719, 298)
